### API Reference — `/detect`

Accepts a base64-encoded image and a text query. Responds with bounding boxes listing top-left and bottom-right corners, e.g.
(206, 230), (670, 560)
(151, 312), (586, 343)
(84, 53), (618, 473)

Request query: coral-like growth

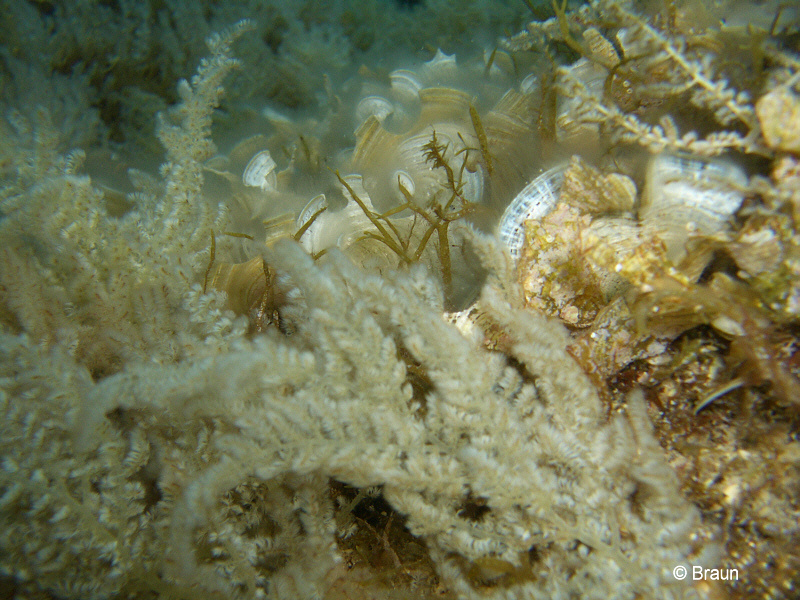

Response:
(1, 237), (714, 599)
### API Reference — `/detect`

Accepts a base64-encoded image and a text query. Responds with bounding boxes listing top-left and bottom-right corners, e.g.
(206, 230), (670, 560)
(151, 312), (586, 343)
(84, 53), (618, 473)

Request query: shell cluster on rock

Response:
(217, 41), (757, 335)
(497, 152), (746, 266)
(347, 54), (540, 218)
(215, 47), (545, 308)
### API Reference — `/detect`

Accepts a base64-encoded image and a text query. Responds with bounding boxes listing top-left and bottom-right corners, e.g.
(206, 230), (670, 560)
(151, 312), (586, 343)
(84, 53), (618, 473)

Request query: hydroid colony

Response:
(1, 1), (799, 599)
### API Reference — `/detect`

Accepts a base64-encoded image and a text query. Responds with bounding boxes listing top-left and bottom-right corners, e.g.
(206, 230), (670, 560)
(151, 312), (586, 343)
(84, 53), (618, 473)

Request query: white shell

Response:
(640, 153), (747, 267)
(297, 193), (328, 230)
(483, 48), (514, 80)
(297, 176), (376, 255)
(390, 69), (422, 102)
(393, 169), (415, 197)
(392, 130), (455, 205)
(641, 154), (746, 235)
(261, 106), (292, 126)
(520, 73), (540, 95)
(556, 58), (607, 143)
(338, 174), (374, 208)
(242, 150), (277, 191)
(356, 96), (394, 126)
(460, 167), (485, 205)
(296, 194), (329, 255)
(498, 165), (565, 261)
(421, 49), (458, 84)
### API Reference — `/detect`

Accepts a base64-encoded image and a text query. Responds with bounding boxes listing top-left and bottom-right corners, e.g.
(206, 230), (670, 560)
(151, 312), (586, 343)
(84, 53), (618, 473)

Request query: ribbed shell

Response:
(497, 165), (565, 261)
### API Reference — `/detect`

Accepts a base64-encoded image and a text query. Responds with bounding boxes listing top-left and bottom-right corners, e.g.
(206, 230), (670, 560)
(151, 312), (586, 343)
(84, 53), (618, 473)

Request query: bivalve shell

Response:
(296, 176), (377, 255)
(480, 90), (540, 208)
(242, 150), (278, 192)
(389, 69), (423, 103)
(641, 153), (746, 260)
(211, 256), (267, 316)
(520, 73), (539, 95)
(556, 58), (607, 145)
(352, 88), (483, 212)
(420, 49), (458, 84)
(355, 95), (394, 126)
(497, 164), (565, 261)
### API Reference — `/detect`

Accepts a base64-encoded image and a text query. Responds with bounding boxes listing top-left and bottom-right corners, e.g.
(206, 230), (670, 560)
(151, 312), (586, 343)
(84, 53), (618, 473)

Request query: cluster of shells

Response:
(208, 48), (545, 315)
(494, 154), (747, 322)
(207, 37), (763, 343)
